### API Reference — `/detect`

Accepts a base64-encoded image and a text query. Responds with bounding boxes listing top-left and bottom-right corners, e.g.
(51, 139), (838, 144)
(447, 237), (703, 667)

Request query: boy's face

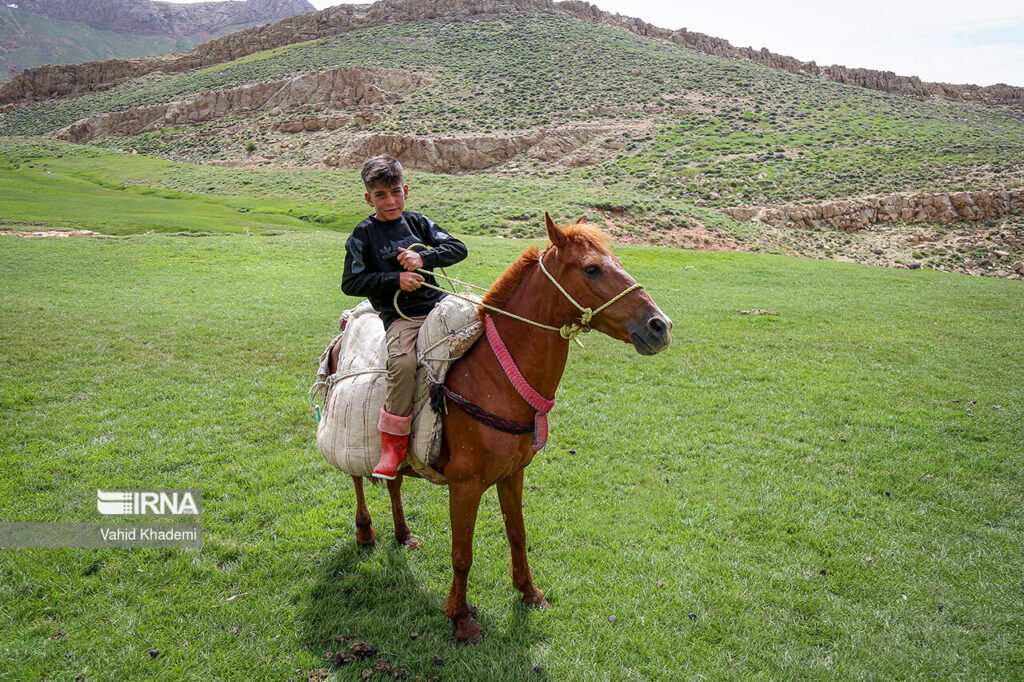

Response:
(365, 181), (408, 222)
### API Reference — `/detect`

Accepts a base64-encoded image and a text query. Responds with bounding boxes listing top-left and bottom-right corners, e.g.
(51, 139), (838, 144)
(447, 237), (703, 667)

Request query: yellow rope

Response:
(536, 250), (643, 340)
(395, 278), (565, 334)
(392, 243), (561, 331)
(393, 242), (455, 323)
(390, 245), (644, 345)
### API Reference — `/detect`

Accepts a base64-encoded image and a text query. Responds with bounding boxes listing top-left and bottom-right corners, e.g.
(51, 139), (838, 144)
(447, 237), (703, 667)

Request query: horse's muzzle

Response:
(629, 314), (672, 355)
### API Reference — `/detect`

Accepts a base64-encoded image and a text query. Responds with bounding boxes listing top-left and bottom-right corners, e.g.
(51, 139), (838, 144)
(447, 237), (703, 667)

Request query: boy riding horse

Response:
(341, 155), (468, 479)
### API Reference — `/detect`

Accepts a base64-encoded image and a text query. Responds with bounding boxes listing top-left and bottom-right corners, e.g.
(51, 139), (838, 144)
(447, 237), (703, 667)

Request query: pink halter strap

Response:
(484, 315), (556, 451)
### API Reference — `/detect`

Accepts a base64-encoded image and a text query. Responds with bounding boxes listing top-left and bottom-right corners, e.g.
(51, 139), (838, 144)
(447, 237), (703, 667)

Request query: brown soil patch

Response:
(587, 208), (742, 250)
(755, 218), (1024, 279)
(657, 220), (744, 250)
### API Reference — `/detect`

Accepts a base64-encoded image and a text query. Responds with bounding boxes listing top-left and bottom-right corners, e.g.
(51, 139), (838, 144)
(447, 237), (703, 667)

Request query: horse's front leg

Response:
(497, 469), (550, 608)
(385, 473), (419, 549)
(445, 480), (486, 644)
(351, 475), (375, 546)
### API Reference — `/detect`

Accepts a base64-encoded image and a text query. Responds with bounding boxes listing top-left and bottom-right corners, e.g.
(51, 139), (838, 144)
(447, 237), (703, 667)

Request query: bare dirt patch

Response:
(587, 208), (743, 250)
(0, 227), (106, 238)
(755, 217), (1024, 278)
(656, 219), (744, 250)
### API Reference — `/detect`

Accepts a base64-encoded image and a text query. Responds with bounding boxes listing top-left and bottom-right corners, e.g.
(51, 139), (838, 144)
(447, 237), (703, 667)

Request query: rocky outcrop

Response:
(11, 0), (315, 37)
(721, 189), (1024, 230)
(2, 0), (1021, 107)
(50, 67), (429, 143)
(274, 111), (379, 133)
(324, 127), (604, 173)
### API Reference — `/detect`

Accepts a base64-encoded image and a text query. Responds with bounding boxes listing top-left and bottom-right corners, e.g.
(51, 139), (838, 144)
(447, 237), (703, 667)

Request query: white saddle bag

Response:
(311, 295), (482, 484)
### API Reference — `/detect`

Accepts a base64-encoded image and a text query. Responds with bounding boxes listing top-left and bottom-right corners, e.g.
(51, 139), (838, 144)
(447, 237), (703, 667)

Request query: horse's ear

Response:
(545, 212), (568, 248)
(573, 215), (587, 225)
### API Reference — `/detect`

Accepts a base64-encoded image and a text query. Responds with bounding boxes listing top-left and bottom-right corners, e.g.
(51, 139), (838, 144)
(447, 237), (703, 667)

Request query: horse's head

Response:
(543, 213), (671, 355)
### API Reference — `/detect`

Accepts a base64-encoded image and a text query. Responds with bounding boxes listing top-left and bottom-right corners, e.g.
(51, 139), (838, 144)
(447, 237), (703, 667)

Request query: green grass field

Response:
(2, 212), (1022, 679)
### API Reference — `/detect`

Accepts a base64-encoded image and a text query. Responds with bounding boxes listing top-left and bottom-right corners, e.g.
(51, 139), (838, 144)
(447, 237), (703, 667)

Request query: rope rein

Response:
(536, 251), (643, 342)
(396, 277), (564, 335)
(392, 244), (645, 345)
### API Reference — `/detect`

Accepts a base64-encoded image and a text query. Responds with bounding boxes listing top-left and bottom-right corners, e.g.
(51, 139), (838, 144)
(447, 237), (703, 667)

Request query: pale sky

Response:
(165, 0), (1024, 87)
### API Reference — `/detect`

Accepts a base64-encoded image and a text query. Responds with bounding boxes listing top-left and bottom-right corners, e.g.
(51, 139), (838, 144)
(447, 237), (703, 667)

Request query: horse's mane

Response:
(481, 222), (610, 311)
(482, 246), (541, 311)
(563, 222), (610, 252)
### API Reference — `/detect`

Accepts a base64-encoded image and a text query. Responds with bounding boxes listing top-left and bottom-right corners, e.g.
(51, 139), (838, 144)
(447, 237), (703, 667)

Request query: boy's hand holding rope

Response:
(397, 247), (426, 291)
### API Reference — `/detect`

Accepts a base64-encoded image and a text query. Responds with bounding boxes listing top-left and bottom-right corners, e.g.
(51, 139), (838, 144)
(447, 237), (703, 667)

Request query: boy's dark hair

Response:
(361, 155), (404, 189)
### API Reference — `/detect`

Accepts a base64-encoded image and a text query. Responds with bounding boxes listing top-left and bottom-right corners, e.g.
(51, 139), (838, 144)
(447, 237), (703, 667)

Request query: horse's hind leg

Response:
(352, 475), (375, 546)
(386, 474), (419, 549)
(497, 470), (550, 608)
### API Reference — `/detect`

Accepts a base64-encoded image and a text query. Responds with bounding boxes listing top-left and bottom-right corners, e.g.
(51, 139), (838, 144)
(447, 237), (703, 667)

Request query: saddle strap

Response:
(429, 383), (533, 435)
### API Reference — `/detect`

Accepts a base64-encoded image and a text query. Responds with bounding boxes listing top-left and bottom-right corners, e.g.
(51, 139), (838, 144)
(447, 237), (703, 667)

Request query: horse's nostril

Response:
(648, 317), (668, 335)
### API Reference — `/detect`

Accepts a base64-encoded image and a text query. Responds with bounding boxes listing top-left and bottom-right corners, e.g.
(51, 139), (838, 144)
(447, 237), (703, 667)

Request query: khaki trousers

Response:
(384, 316), (426, 417)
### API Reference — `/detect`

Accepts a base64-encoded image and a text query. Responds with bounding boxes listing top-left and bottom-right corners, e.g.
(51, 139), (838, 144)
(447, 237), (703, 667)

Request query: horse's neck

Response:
(489, 268), (572, 399)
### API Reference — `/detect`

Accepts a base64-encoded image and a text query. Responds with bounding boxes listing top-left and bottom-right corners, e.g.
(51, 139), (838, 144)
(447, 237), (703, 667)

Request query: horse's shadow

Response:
(301, 538), (547, 678)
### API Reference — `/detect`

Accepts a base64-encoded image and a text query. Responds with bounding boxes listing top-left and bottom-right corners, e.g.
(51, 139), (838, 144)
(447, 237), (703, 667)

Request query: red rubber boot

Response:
(373, 406), (412, 480)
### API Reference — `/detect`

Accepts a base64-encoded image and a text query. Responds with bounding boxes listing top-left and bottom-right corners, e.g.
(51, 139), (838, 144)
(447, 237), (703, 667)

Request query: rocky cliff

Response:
(2, 0), (1021, 108)
(51, 66), (430, 142)
(325, 126), (606, 173)
(721, 189), (1024, 230)
(10, 0), (315, 37)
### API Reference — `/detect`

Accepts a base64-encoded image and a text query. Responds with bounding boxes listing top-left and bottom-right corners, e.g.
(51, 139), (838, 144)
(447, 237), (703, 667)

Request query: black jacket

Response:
(342, 211), (468, 330)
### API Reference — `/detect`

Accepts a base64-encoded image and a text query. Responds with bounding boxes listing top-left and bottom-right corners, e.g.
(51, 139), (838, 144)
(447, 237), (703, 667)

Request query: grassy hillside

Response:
(0, 154), (313, 235)
(0, 7), (265, 82)
(4, 137), (1022, 280)
(2, 14), (1022, 208)
(2, 221), (1022, 679)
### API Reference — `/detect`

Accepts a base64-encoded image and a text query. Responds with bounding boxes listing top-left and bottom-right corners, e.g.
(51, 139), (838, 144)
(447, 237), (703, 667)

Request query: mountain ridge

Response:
(1, 0), (1021, 107)
(8, 0), (315, 37)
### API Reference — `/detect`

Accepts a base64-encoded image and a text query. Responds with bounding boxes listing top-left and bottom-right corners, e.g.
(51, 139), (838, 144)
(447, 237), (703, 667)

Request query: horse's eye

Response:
(583, 265), (601, 277)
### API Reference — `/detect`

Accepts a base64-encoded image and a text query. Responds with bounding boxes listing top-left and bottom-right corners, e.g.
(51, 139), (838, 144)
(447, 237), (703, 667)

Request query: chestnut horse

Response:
(337, 214), (672, 643)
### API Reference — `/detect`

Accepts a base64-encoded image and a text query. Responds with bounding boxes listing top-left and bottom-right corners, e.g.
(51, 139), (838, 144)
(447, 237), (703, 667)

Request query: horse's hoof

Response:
(455, 621), (482, 645)
(355, 527), (376, 546)
(399, 536), (420, 550)
(522, 593), (551, 610)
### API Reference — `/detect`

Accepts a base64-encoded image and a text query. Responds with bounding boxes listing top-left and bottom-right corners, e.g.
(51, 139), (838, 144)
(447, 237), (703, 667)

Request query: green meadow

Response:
(0, 138), (745, 241)
(1, 146), (1023, 680)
